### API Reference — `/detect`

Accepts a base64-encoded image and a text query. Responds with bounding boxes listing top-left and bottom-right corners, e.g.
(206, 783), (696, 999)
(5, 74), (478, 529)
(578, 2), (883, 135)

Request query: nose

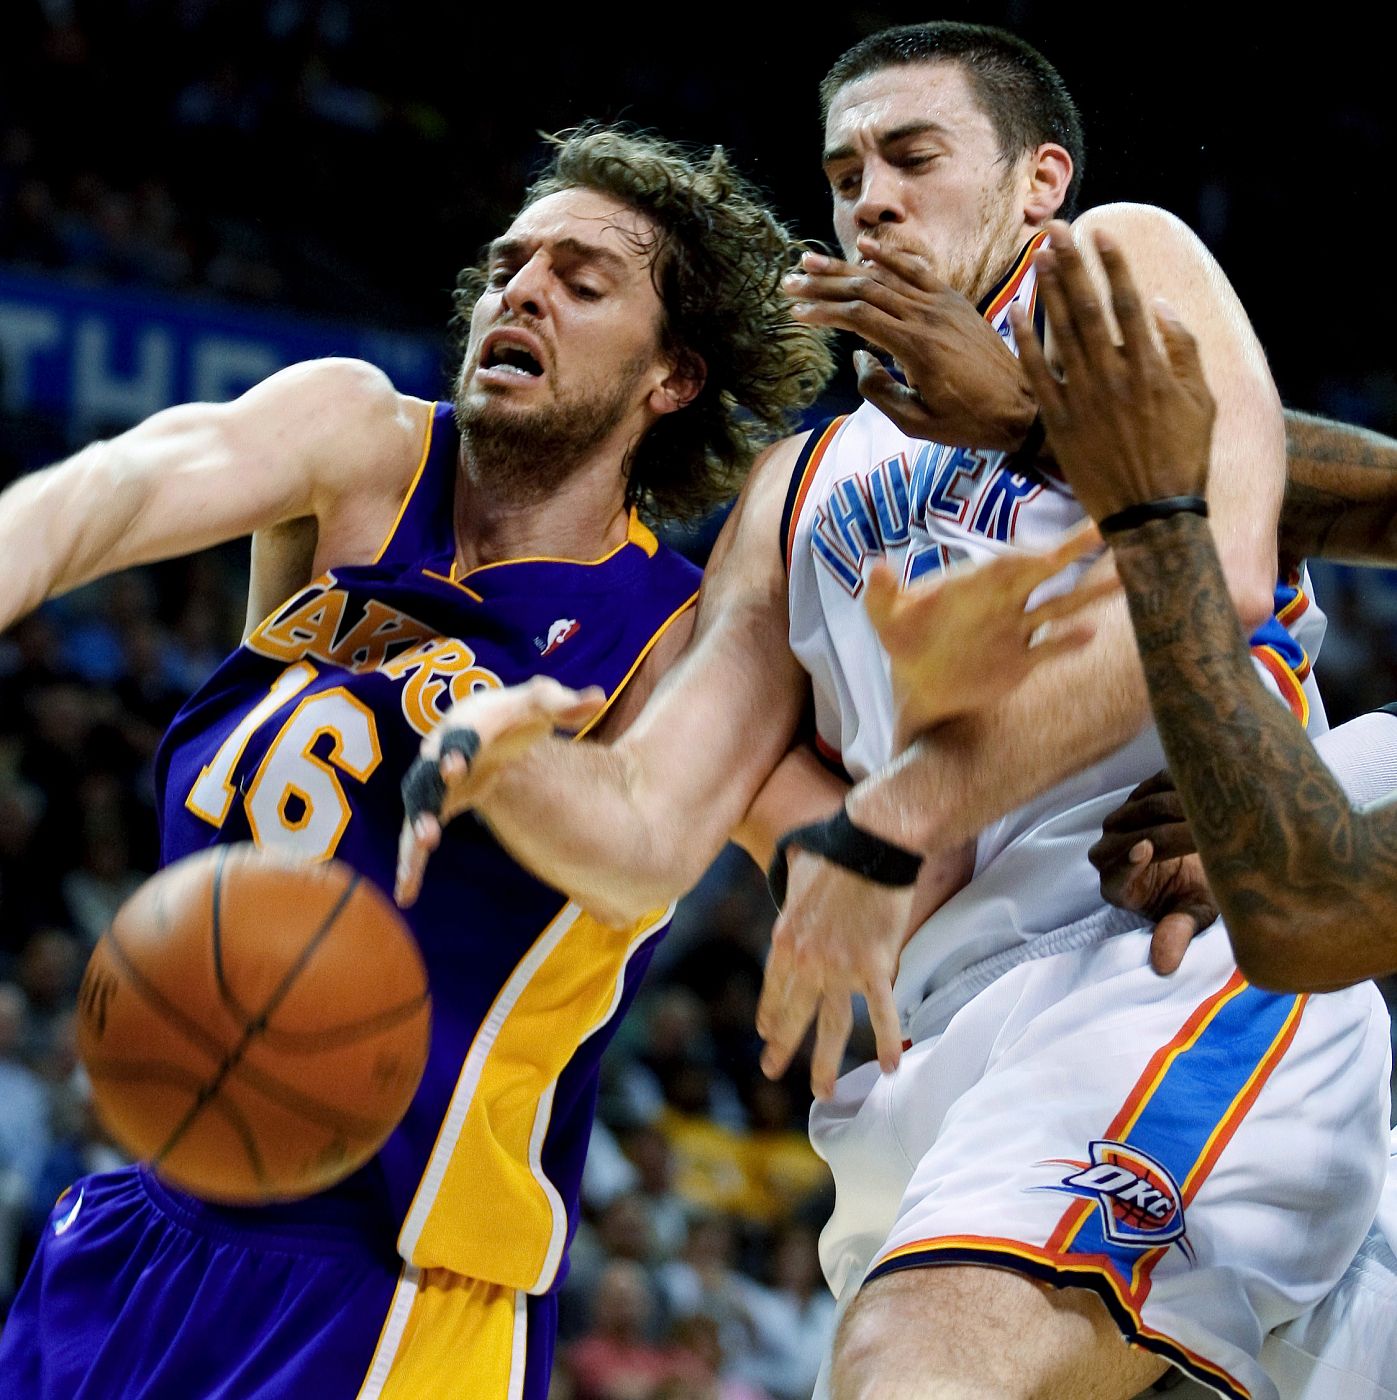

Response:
(852, 163), (906, 232)
(502, 252), (550, 319)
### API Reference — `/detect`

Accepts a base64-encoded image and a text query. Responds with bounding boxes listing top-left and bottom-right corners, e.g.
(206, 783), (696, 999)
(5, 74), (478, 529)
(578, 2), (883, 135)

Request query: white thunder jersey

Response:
(784, 232), (1329, 1036)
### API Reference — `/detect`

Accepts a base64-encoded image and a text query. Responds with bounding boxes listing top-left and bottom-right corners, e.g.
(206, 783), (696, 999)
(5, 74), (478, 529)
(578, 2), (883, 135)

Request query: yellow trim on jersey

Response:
(450, 508), (655, 580)
(573, 589), (700, 740)
(371, 403), (439, 565)
(397, 900), (673, 1288)
(355, 1265), (525, 1400)
(1275, 586), (1310, 627)
(981, 229), (1050, 324)
(1252, 644), (1311, 728)
(420, 567), (485, 602)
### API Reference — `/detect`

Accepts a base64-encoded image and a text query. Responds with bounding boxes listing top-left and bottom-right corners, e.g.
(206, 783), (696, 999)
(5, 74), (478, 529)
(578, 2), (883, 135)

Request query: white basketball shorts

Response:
(810, 923), (1392, 1400)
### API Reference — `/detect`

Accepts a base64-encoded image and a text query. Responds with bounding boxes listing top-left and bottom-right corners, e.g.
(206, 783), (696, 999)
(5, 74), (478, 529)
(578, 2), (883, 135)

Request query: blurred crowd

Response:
(4, 5), (1397, 1398)
(0, 0), (502, 325)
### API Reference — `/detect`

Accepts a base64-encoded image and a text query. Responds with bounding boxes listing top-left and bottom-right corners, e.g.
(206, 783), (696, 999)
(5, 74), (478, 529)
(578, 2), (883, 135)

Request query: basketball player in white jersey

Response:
(397, 23), (1390, 1400)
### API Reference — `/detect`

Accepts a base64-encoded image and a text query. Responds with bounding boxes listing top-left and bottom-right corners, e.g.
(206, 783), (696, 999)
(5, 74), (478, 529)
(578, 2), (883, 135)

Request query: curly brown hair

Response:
(453, 126), (834, 525)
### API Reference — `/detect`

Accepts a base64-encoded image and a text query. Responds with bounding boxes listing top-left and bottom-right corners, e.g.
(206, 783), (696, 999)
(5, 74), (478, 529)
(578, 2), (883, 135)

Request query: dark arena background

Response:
(1, 3), (1393, 1391)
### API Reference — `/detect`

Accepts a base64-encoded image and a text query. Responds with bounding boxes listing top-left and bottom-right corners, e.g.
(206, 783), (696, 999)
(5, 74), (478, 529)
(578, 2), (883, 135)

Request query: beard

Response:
(454, 356), (645, 506)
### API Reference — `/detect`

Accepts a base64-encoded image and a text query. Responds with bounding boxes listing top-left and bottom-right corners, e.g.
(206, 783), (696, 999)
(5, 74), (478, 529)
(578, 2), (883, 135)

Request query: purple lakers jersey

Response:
(155, 401), (700, 1292)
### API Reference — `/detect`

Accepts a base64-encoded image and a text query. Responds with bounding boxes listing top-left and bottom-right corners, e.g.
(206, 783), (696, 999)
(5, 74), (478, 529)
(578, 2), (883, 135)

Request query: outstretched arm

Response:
(397, 435), (811, 927)
(0, 358), (421, 629)
(1017, 219), (1397, 990)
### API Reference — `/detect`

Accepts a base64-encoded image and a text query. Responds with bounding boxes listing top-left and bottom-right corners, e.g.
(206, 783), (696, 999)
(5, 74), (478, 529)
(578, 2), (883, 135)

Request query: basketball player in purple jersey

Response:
(399, 25), (1397, 1400)
(0, 129), (840, 1399)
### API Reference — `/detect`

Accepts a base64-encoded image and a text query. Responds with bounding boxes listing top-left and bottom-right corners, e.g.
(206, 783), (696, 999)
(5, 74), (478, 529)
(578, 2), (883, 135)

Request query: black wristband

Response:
(767, 805), (924, 909)
(401, 728), (482, 826)
(1099, 495), (1208, 536)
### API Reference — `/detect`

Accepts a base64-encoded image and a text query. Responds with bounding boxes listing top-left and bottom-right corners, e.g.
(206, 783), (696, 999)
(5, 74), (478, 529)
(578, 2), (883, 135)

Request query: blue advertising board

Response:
(0, 268), (446, 434)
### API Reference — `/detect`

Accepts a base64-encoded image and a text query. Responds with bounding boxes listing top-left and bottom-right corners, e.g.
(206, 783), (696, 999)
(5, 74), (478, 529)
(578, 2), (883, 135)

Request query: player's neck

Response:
(452, 447), (631, 570)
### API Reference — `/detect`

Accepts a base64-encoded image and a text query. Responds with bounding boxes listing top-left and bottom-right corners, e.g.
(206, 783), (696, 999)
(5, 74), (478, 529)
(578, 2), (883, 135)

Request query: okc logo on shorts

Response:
(1045, 1140), (1187, 1249)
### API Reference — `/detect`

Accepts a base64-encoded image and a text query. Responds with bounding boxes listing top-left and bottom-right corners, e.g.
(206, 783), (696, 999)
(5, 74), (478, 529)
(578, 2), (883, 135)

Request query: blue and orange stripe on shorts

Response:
(866, 972), (1307, 1400)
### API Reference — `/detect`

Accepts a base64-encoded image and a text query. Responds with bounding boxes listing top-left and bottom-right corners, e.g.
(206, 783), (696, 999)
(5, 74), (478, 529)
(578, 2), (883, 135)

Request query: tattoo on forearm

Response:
(1281, 410), (1397, 565)
(1114, 512), (1397, 978)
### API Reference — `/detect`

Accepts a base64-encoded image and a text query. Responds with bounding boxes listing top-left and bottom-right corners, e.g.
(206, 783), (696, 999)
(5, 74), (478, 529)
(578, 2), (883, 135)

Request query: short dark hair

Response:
(453, 127), (834, 526)
(820, 22), (1085, 217)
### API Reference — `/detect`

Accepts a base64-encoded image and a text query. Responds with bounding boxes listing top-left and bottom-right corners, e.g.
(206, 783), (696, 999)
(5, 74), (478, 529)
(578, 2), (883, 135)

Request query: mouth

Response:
(478, 330), (546, 382)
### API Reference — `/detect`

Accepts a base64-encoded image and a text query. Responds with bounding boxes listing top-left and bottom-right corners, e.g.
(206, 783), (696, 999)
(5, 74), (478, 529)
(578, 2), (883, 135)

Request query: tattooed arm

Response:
(1110, 516), (1397, 989)
(1281, 411), (1397, 567)
(1012, 220), (1397, 991)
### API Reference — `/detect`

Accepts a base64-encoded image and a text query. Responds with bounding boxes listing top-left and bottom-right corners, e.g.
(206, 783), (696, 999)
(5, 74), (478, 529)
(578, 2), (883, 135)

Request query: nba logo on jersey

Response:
(537, 618), (580, 656)
(1048, 1140), (1189, 1249)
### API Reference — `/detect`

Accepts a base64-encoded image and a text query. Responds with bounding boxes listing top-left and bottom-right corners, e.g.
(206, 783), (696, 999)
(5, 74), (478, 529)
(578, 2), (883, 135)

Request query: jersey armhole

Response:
(780, 415), (846, 577)
(370, 401), (440, 565)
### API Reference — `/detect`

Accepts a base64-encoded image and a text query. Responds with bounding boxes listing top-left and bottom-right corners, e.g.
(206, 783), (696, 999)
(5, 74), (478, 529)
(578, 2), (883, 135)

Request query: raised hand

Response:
(395, 676), (605, 907)
(785, 233), (1037, 451)
(1088, 770), (1219, 974)
(756, 848), (912, 1099)
(864, 521), (1117, 743)
(755, 838), (976, 1099)
(1010, 221), (1216, 522)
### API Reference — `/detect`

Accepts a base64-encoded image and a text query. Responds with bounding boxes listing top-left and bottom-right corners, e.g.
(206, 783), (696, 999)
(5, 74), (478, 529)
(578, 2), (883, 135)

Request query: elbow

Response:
(1238, 589), (1277, 633)
(1232, 580), (1277, 633)
(1229, 912), (1363, 994)
(576, 832), (697, 930)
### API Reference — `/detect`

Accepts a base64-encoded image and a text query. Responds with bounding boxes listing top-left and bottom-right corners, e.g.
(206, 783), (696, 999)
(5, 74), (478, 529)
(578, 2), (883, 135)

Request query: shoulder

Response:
(1065, 203), (1246, 318)
(1071, 201), (1195, 243)
(727, 428), (817, 547)
(231, 356), (404, 420)
(232, 358), (433, 499)
(1067, 203), (1225, 285)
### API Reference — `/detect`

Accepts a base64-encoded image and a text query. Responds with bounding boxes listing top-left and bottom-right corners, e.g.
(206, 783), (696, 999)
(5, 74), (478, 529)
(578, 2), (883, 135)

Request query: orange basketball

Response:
(76, 844), (431, 1205)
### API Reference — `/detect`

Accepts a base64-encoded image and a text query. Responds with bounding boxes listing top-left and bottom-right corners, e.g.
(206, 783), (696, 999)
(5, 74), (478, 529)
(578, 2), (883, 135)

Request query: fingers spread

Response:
(863, 560), (900, 633)
(855, 352), (934, 434)
(1025, 575), (1121, 629)
(395, 813), (440, 908)
(853, 234), (947, 292)
(1093, 232), (1149, 373)
(1047, 222), (1112, 363)
(811, 997), (853, 1100)
(757, 934), (818, 1081)
(1008, 302), (1062, 420)
(1043, 519), (1105, 572)
(1023, 621), (1096, 665)
(1154, 299), (1210, 407)
(865, 976), (904, 1076)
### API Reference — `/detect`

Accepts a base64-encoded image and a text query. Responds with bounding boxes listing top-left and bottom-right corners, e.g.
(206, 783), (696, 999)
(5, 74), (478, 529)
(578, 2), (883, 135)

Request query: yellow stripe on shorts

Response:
(356, 1265), (525, 1400)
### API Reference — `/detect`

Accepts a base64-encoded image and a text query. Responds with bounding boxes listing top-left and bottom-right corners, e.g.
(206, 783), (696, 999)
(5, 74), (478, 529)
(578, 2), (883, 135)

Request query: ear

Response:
(1023, 143), (1074, 227)
(647, 350), (706, 417)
